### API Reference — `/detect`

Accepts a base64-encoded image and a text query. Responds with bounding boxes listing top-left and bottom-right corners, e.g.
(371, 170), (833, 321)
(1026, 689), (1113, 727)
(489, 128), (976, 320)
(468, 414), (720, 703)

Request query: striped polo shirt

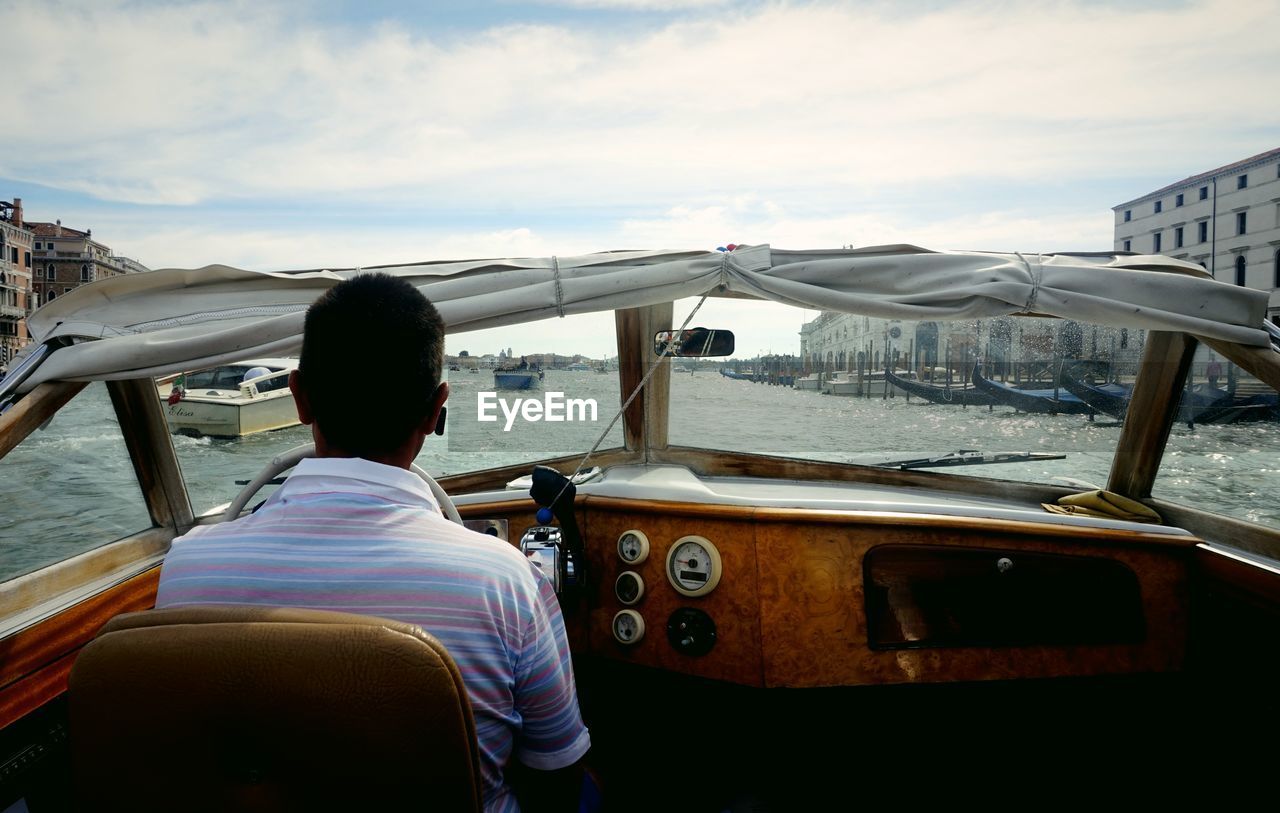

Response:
(156, 457), (590, 813)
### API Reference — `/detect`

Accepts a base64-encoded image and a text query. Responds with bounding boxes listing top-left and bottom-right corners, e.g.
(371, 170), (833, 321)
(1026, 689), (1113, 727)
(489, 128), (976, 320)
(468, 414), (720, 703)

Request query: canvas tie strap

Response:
(551, 256), (565, 318)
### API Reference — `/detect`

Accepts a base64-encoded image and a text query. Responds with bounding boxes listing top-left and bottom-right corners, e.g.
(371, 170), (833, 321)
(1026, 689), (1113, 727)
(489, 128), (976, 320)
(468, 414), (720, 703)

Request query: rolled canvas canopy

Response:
(15, 244), (1272, 391)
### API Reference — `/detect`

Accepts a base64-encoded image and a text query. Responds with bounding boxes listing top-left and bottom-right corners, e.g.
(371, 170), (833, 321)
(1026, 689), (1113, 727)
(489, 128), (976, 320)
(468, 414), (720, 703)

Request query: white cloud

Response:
(1, 0), (1276, 208)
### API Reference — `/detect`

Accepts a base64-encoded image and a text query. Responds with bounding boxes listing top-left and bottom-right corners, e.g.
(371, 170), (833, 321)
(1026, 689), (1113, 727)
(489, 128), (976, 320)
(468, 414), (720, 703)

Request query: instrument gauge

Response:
(617, 530), (650, 565)
(665, 535), (722, 597)
(612, 609), (645, 645)
(615, 571), (645, 606)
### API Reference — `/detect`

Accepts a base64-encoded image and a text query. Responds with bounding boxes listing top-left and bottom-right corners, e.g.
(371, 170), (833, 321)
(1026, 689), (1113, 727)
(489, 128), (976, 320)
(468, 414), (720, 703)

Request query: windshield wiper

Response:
(876, 449), (1067, 470)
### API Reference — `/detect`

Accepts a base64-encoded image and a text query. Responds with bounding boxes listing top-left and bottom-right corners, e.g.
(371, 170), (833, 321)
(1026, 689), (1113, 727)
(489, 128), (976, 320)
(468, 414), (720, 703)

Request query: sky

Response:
(3, 0), (1278, 358)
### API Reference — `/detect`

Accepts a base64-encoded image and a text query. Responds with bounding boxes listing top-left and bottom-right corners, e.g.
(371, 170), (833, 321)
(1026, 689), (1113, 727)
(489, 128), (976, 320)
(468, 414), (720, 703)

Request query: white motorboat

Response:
(792, 372), (823, 390)
(820, 369), (917, 397)
(157, 358), (299, 437)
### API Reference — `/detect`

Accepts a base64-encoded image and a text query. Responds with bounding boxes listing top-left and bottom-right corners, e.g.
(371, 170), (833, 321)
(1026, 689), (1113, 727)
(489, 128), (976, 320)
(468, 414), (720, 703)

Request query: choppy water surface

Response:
(3, 370), (1278, 581)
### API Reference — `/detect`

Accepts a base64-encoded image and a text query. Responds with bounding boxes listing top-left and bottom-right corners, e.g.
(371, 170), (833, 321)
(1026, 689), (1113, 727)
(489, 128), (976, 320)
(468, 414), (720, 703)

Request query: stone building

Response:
(0, 199), (34, 366)
(1113, 146), (1280, 320)
(798, 310), (1141, 381)
(28, 219), (149, 308)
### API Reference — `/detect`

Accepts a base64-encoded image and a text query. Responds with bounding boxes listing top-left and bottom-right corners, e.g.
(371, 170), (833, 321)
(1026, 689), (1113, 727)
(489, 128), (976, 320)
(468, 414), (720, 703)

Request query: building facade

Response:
(797, 310), (1142, 381)
(0, 199), (34, 366)
(27, 219), (149, 309)
(799, 311), (990, 376)
(1113, 147), (1280, 320)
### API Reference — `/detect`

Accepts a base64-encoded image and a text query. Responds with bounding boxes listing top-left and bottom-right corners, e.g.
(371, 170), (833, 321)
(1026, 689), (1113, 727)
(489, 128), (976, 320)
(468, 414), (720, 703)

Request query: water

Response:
(3, 370), (1279, 582)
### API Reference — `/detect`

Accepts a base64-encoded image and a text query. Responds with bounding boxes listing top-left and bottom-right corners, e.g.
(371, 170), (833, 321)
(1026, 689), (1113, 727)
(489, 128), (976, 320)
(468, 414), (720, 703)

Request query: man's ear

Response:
(420, 381), (449, 437)
(289, 370), (314, 425)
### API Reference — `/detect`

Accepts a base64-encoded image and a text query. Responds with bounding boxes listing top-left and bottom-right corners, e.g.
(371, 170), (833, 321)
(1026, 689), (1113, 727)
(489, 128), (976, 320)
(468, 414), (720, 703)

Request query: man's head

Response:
(292, 273), (448, 464)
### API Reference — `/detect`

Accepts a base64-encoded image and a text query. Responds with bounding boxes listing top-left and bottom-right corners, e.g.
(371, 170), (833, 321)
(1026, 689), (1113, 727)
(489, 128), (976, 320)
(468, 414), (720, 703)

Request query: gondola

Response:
(884, 367), (998, 406)
(971, 363), (1095, 415)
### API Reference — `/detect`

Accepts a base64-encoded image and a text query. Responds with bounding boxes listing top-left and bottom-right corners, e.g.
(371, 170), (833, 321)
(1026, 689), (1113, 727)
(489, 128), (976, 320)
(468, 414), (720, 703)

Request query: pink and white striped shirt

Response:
(156, 457), (590, 813)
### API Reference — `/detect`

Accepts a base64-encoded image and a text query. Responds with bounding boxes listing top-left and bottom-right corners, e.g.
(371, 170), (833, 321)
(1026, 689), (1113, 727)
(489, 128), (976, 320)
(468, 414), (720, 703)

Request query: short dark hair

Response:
(298, 273), (444, 456)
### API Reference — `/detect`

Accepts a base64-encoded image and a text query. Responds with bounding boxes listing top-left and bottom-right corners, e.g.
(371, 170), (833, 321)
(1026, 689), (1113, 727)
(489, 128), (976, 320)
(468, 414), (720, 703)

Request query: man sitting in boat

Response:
(154, 273), (590, 812)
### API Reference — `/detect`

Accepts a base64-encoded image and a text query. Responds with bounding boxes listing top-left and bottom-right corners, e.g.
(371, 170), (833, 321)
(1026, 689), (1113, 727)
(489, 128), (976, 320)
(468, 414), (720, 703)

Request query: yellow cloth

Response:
(1041, 490), (1162, 524)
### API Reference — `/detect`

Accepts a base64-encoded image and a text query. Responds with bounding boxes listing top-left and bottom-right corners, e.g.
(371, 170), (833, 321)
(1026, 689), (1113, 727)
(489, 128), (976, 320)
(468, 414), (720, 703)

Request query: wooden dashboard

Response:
(462, 494), (1195, 688)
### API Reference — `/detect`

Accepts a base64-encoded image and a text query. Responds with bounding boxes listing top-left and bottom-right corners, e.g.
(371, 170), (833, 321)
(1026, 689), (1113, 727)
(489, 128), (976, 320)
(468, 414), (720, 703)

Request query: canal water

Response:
(3, 368), (1278, 581)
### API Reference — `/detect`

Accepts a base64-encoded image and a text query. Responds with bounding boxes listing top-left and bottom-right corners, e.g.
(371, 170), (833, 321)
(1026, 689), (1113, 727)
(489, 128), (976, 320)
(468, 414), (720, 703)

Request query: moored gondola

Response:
(971, 363), (1095, 415)
(884, 368), (997, 406)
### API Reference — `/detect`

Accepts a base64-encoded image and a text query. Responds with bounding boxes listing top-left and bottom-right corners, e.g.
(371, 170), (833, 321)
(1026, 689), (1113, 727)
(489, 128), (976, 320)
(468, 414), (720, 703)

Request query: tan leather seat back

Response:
(70, 606), (483, 812)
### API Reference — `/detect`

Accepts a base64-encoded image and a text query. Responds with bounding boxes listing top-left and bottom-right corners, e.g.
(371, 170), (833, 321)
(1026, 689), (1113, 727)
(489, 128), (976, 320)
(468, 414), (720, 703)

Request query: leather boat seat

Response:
(68, 605), (483, 812)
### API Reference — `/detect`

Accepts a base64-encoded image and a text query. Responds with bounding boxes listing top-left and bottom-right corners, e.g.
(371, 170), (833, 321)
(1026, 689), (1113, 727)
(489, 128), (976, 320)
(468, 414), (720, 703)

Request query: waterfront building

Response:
(798, 311), (983, 376)
(797, 310), (1141, 381)
(1113, 146), (1280, 321)
(0, 199), (34, 366)
(28, 219), (149, 309)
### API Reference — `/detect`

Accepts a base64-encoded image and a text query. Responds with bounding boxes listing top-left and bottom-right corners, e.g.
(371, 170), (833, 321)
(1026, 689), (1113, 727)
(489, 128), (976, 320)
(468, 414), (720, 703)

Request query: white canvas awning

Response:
(14, 244), (1272, 392)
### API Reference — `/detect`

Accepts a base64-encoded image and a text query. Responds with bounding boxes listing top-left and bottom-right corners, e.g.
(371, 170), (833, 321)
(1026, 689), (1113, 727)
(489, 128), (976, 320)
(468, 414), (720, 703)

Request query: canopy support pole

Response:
(615, 303), (672, 457)
(1107, 331), (1197, 499)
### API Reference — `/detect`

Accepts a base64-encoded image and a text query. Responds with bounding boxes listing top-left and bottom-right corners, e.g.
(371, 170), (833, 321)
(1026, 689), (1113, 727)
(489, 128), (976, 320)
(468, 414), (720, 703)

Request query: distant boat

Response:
(720, 368), (753, 381)
(821, 369), (916, 397)
(972, 365), (1094, 415)
(566, 362), (591, 372)
(793, 373), (822, 391)
(494, 368), (543, 390)
(884, 368), (997, 406)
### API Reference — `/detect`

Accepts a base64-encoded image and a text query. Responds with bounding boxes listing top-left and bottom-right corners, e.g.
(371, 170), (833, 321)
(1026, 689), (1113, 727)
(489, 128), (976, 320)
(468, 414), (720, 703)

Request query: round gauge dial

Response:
(617, 530), (650, 565)
(615, 571), (645, 606)
(665, 535), (723, 597)
(612, 609), (645, 645)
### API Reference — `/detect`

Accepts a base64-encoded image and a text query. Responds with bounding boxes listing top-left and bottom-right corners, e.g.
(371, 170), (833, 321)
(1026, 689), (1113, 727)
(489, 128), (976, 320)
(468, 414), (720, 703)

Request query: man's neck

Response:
(312, 431), (424, 470)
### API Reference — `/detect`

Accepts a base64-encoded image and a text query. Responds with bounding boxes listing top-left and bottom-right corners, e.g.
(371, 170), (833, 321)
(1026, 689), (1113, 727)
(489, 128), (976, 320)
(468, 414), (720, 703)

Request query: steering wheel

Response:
(221, 443), (464, 525)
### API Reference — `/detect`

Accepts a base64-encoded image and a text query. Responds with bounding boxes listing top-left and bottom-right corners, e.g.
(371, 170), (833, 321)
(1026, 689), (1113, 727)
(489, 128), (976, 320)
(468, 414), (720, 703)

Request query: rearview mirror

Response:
(653, 328), (735, 357)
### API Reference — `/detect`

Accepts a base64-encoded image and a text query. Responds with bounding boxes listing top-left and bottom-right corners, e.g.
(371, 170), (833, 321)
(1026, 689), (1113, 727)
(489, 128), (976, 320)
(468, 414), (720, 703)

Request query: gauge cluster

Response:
(609, 529), (723, 656)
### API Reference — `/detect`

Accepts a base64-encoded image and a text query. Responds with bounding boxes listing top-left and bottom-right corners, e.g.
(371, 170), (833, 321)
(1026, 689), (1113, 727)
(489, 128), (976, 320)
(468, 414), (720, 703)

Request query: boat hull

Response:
(494, 372), (540, 390)
(821, 371), (915, 397)
(972, 366), (1094, 415)
(1061, 370), (1280, 425)
(884, 369), (997, 406)
(162, 390), (299, 437)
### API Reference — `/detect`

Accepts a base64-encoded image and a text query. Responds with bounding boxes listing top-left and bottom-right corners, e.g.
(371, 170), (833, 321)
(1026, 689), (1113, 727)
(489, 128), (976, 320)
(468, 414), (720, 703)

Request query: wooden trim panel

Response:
(1194, 543), (1280, 609)
(580, 497), (1191, 689)
(652, 446), (1083, 505)
(582, 496), (1197, 548)
(756, 524), (1187, 687)
(1153, 500), (1280, 560)
(0, 381), (86, 461)
(1200, 335), (1280, 393)
(0, 529), (169, 623)
(0, 567), (160, 729)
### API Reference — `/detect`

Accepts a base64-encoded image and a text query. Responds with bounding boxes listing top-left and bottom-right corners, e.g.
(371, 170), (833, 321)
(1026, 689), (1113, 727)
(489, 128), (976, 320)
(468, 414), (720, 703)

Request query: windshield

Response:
(164, 311), (623, 516)
(667, 297), (1131, 491)
(1154, 354), (1280, 533)
(0, 383), (152, 582)
(665, 296), (1280, 533)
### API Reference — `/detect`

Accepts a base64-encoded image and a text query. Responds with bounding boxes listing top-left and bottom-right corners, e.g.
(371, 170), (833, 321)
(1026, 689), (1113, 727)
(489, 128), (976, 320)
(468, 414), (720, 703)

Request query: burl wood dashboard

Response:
(455, 468), (1196, 689)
